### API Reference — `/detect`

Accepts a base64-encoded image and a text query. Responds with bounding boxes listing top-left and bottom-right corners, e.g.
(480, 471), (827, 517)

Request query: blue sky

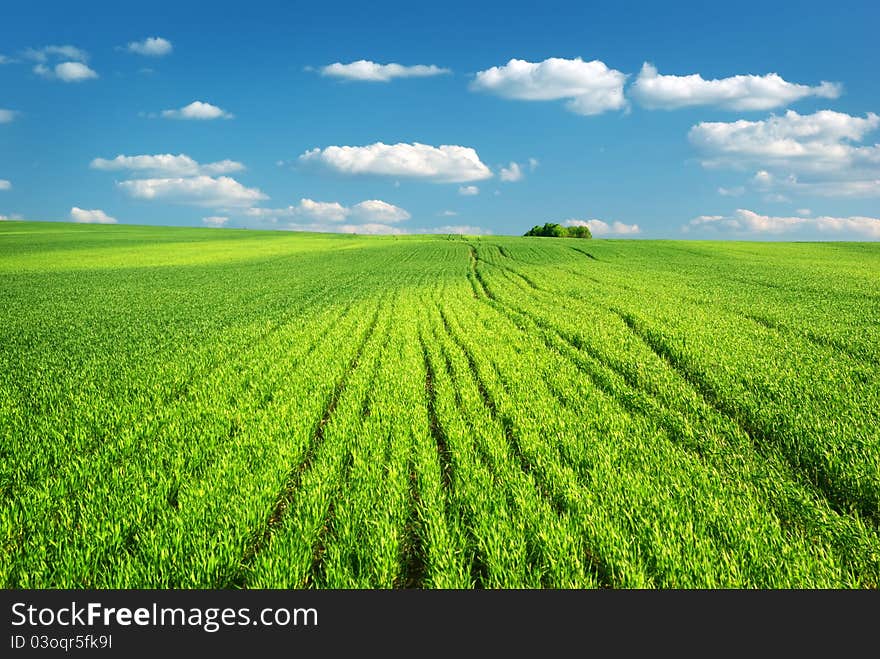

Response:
(1, 0), (878, 238)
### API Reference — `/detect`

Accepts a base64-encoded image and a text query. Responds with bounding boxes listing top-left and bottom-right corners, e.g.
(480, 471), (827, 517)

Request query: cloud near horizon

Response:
(118, 176), (267, 207)
(690, 110), (880, 198)
(246, 198), (410, 224)
(684, 208), (880, 238)
(564, 218), (641, 235)
(70, 207), (117, 224)
(299, 142), (493, 183)
(471, 57), (628, 115)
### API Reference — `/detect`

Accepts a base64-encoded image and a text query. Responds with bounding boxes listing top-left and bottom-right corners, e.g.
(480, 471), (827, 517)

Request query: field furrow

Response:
(2, 223), (877, 588)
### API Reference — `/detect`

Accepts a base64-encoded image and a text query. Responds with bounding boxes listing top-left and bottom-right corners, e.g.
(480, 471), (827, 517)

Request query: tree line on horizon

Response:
(523, 223), (592, 238)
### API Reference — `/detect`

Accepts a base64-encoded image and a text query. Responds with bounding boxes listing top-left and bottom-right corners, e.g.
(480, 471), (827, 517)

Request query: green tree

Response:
(524, 222), (591, 238)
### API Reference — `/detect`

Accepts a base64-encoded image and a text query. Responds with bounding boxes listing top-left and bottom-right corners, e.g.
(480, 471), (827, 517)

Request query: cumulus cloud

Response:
(471, 57), (628, 115)
(118, 176), (267, 207)
(691, 110), (880, 198)
(90, 154), (244, 177)
(0, 180), (10, 190)
(202, 216), (229, 227)
(125, 37), (173, 57)
(70, 207), (117, 224)
(631, 63), (841, 111)
(499, 162), (524, 182)
(336, 223), (406, 235)
(246, 198), (410, 224)
(684, 208), (880, 238)
(458, 185), (480, 195)
(35, 61), (98, 82)
(161, 101), (233, 120)
(299, 142), (492, 183)
(24, 45), (88, 62)
(690, 110), (880, 171)
(350, 199), (411, 223)
(319, 60), (450, 82)
(564, 218), (641, 235)
(0, 109), (16, 123)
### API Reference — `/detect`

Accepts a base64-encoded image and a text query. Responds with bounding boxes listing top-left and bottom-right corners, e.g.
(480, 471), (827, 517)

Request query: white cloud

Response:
(299, 142), (492, 183)
(528, 157), (539, 171)
(245, 199), (347, 223)
(202, 216), (229, 227)
(791, 179), (880, 197)
(90, 154), (245, 177)
(118, 176), (267, 207)
(753, 170), (774, 185)
(631, 63), (841, 111)
(471, 57), (628, 116)
(691, 110), (880, 198)
(438, 210), (458, 217)
(684, 208), (880, 238)
(161, 101), (233, 120)
(57, 62), (94, 82)
(70, 207), (117, 224)
(24, 45), (88, 62)
(337, 223), (406, 235)
(319, 60), (451, 82)
(0, 180), (10, 190)
(499, 162), (524, 182)
(690, 110), (880, 171)
(718, 186), (744, 196)
(796, 208), (812, 216)
(350, 199), (411, 223)
(125, 37), (173, 57)
(35, 61), (98, 82)
(296, 198), (349, 222)
(754, 171), (880, 198)
(246, 198), (410, 224)
(564, 218), (641, 235)
(0, 109), (17, 123)
(458, 185), (480, 196)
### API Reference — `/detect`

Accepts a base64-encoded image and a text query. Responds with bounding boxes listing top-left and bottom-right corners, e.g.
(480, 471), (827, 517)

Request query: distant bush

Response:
(524, 223), (592, 239)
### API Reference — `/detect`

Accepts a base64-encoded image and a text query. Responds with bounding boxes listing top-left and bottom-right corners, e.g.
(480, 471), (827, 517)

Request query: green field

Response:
(2, 221), (878, 588)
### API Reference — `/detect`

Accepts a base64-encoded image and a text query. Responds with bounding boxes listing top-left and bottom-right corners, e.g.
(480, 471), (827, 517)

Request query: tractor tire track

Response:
(420, 324), (489, 588)
(611, 308), (880, 526)
(437, 304), (613, 588)
(232, 301), (383, 586)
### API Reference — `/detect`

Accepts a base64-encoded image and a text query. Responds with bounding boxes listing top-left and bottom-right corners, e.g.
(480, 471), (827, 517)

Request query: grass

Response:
(1, 221), (878, 588)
